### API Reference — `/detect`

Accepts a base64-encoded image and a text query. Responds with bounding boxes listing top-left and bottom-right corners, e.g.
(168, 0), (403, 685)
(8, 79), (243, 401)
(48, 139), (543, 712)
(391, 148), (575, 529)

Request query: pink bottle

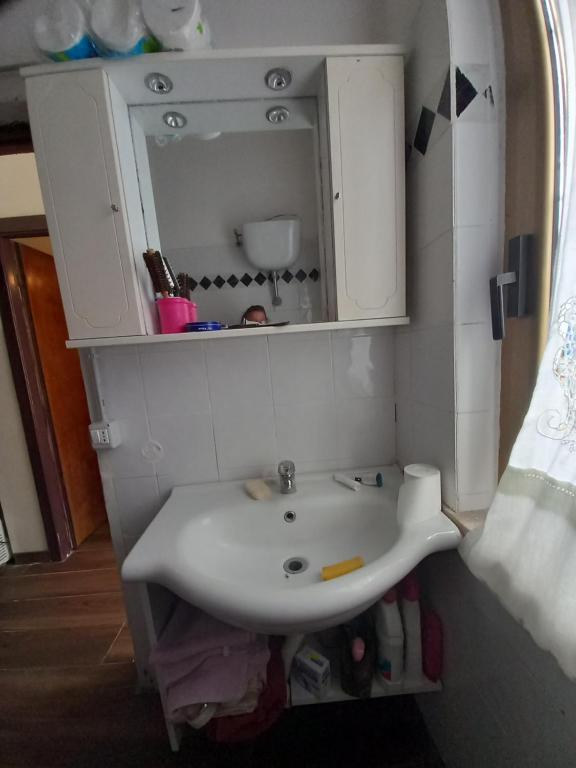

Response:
(156, 297), (198, 334)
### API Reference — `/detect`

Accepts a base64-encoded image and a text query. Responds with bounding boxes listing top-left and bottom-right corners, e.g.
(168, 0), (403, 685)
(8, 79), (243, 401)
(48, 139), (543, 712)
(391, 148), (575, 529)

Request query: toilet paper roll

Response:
(142, 0), (211, 51)
(91, 0), (160, 57)
(397, 464), (442, 525)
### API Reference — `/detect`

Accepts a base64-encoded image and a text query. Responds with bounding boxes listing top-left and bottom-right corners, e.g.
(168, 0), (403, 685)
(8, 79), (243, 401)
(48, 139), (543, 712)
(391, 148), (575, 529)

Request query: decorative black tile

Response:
(437, 70), (451, 121)
(295, 269), (307, 283)
(227, 275), (239, 288)
(255, 272), (267, 286)
(309, 268), (319, 282)
(240, 273), (253, 287)
(213, 275), (225, 289)
(413, 107), (436, 156)
(483, 85), (495, 106)
(189, 278), (198, 292)
(455, 67), (478, 117)
(405, 142), (413, 163)
(199, 277), (212, 290)
(282, 270), (293, 283)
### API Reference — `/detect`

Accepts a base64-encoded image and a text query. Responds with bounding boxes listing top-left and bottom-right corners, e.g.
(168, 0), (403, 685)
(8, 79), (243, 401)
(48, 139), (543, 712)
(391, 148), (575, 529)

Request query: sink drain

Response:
(283, 557), (309, 575)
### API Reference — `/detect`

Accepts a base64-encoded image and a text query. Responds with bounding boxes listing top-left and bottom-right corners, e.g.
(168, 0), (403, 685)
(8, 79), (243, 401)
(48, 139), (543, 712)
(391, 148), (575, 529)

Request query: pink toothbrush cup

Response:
(188, 301), (198, 323)
(157, 297), (194, 334)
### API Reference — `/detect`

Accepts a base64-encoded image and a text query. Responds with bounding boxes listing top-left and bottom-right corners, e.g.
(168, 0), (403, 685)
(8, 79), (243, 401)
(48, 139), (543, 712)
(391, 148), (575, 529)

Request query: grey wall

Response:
(418, 551), (576, 768)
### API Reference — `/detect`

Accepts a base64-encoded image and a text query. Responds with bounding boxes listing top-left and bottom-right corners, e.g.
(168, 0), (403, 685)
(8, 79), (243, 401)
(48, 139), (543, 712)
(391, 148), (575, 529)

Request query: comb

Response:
(143, 249), (179, 297)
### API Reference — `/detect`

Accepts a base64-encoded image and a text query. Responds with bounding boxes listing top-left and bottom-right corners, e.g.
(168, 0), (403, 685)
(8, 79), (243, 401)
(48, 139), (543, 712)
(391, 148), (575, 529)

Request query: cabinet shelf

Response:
(65, 317), (410, 349)
(290, 671), (441, 707)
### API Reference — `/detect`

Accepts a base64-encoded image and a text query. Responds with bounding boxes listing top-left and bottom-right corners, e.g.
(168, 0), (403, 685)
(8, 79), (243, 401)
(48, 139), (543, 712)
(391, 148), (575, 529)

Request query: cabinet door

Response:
(326, 56), (405, 320)
(26, 70), (146, 339)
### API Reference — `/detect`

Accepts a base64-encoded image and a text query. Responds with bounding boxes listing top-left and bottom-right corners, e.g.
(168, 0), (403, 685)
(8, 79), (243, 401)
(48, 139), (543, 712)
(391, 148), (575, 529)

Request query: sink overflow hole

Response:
(283, 557), (308, 575)
(284, 511), (296, 523)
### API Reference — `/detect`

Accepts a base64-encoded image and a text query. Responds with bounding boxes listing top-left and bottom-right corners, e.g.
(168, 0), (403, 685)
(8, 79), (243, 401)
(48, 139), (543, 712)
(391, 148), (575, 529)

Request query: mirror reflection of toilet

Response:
(242, 215), (301, 306)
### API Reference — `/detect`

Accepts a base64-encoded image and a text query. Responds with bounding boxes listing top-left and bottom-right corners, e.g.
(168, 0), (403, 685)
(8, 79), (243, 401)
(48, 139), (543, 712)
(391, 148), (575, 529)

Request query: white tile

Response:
(149, 411), (218, 485)
(455, 323), (500, 412)
(395, 399), (413, 468)
(96, 351), (153, 478)
(213, 404), (276, 471)
(411, 403), (456, 509)
(456, 410), (498, 496)
(454, 225), (501, 325)
(394, 330), (411, 399)
(410, 327), (454, 411)
(268, 332), (333, 404)
(332, 331), (394, 400)
(336, 397), (396, 466)
(446, 0), (493, 66)
(139, 345), (210, 415)
(406, 127), (453, 251)
(453, 122), (500, 229)
(114, 476), (160, 540)
(275, 400), (343, 463)
(411, 229), (454, 329)
(206, 337), (272, 410)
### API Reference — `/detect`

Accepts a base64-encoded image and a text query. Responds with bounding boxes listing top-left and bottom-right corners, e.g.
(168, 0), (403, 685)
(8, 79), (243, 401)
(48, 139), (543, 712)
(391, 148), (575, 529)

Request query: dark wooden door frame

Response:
(0, 216), (75, 561)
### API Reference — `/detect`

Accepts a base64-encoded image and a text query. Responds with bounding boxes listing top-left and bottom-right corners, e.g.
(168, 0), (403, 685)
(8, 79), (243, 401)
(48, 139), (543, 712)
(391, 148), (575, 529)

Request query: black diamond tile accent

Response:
(189, 278), (198, 292)
(282, 270), (294, 283)
(295, 269), (307, 283)
(413, 107), (436, 156)
(437, 70), (451, 120)
(254, 272), (267, 286)
(309, 268), (319, 282)
(455, 67), (478, 117)
(227, 275), (239, 288)
(483, 85), (495, 106)
(405, 143), (413, 163)
(213, 275), (225, 289)
(199, 276), (212, 290)
(240, 273), (253, 287)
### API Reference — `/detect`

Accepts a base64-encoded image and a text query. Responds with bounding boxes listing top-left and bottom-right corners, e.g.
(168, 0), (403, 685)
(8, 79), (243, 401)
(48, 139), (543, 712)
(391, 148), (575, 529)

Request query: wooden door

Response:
(26, 69), (147, 340)
(19, 242), (106, 545)
(326, 56), (406, 320)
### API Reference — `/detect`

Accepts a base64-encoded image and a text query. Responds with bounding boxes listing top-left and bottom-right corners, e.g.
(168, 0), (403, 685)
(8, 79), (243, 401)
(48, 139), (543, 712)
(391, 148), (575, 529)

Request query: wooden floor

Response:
(0, 526), (443, 768)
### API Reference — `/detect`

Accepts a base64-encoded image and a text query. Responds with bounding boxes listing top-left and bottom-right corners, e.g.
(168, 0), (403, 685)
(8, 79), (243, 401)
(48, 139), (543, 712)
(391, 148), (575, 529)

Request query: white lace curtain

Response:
(462, 0), (576, 678)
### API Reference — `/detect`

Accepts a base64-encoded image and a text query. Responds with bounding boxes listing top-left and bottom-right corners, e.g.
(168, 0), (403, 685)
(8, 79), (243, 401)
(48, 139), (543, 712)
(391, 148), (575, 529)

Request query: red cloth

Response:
(206, 639), (286, 743)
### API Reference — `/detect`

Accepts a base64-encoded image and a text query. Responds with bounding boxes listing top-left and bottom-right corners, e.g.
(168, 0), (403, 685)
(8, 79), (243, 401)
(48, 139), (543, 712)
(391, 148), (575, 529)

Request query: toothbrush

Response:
(333, 473), (360, 491)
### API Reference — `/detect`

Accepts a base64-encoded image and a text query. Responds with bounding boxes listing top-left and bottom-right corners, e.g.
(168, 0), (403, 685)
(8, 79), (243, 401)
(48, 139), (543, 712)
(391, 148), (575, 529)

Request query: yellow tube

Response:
(321, 556), (365, 581)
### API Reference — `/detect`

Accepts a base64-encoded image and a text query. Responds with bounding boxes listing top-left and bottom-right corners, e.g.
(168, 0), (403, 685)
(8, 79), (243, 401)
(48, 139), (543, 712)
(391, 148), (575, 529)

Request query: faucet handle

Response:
(278, 460), (295, 477)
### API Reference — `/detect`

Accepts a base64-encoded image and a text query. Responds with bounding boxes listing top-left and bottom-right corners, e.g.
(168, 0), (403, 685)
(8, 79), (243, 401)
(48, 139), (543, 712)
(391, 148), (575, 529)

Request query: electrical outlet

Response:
(89, 421), (122, 450)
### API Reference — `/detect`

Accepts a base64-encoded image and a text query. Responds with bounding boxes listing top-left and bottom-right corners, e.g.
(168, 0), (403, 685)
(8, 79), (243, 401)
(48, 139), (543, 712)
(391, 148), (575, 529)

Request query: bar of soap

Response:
(321, 556), (365, 581)
(244, 478), (272, 501)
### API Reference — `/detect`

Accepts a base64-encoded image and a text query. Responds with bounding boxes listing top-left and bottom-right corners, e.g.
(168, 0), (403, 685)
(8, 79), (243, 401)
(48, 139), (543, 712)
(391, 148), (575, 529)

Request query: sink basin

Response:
(121, 467), (461, 635)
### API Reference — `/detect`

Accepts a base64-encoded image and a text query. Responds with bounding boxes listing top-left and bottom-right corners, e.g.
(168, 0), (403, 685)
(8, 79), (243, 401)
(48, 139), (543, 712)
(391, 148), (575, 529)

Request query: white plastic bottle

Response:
(400, 572), (423, 682)
(90, 0), (160, 58)
(374, 588), (404, 683)
(142, 0), (211, 51)
(33, 0), (97, 62)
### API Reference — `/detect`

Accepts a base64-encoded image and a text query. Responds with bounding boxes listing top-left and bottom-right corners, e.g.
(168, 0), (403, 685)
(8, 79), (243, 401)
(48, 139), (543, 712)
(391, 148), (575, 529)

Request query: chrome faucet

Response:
(278, 460), (296, 494)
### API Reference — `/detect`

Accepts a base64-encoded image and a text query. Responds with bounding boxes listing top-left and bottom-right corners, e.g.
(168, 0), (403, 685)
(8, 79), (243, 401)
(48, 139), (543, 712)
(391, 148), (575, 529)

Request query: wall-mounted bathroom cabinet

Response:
(22, 47), (407, 346)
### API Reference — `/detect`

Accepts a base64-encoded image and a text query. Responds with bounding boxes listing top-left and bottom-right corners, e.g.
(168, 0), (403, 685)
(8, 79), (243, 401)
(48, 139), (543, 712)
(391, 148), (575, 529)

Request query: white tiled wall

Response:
(397, 0), (503, 514)
(93, 329), (396, 555)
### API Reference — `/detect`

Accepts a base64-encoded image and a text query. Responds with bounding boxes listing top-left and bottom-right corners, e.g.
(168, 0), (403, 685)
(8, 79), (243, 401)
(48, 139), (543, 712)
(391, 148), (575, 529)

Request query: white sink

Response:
(121, 467), (461, 635)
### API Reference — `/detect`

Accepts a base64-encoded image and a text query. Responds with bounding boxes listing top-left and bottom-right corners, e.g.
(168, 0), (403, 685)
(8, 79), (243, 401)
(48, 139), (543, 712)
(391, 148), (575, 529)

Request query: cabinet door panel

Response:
(327, 56), (405, 320)
(27, 70), (145, 339)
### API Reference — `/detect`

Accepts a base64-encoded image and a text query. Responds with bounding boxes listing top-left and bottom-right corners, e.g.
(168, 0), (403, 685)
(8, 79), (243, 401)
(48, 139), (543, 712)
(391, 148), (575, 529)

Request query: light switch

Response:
(89, 420), (122, 450)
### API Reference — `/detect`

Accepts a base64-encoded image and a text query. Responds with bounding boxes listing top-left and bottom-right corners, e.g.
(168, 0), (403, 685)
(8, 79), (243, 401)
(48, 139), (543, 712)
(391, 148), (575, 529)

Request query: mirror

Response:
(131, 98), (325, 327)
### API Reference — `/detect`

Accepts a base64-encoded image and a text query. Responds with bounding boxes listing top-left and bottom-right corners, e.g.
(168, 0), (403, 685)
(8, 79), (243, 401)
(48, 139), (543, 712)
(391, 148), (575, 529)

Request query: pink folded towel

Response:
(150, 602), (270, 722)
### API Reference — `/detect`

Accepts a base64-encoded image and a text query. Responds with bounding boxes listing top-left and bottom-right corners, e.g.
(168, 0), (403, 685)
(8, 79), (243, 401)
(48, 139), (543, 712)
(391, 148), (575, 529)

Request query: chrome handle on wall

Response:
(490, 234), (534, 340)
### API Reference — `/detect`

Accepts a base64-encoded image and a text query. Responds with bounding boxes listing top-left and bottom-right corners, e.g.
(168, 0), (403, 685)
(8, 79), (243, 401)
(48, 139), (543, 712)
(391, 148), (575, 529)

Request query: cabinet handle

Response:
(110, 204), (120, 212)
